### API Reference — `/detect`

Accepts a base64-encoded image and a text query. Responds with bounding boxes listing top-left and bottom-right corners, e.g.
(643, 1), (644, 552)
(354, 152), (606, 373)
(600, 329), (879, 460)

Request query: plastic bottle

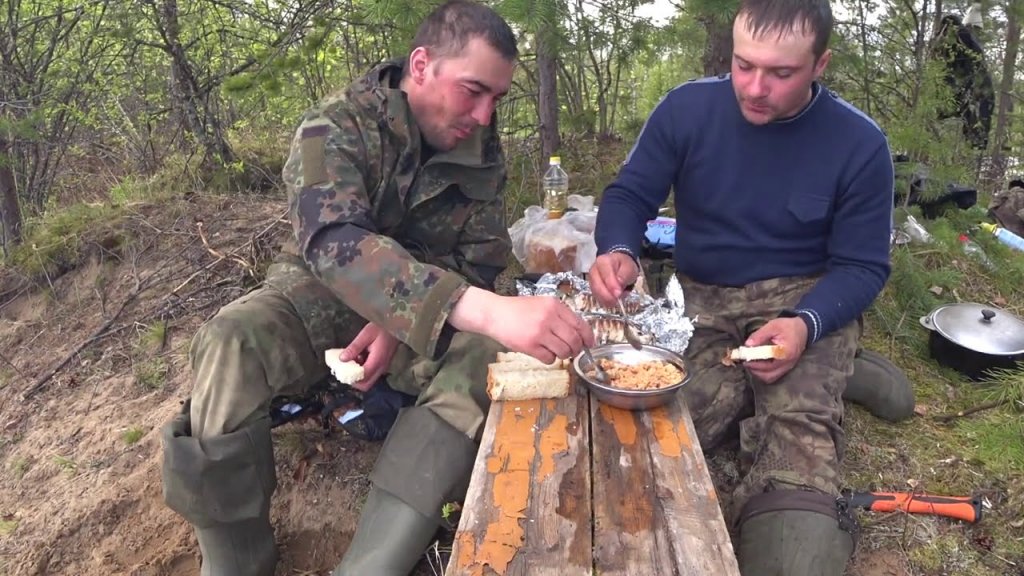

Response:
(542, 156), (568, 219)
(980, 222), (1024, 252)
(959, 234), (996, 270)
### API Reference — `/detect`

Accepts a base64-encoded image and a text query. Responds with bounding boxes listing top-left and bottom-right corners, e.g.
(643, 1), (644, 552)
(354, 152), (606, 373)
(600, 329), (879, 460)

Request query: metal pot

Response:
(919, 302), (1024, 381)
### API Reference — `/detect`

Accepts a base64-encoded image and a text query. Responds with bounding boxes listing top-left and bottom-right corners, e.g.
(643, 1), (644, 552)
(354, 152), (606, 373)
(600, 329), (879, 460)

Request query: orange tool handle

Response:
(845, 491), (982, 523)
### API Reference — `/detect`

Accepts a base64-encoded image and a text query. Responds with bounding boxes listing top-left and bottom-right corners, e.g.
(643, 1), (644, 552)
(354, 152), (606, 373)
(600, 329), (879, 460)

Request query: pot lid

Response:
(930, 303), (1024, 355)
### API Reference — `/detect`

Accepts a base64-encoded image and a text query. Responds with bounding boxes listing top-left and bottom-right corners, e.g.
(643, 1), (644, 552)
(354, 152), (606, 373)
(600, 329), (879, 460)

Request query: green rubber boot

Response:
(332, 406), (479, 576)
(331, 486), (440, 576)
(843, 349), (915, 422)
(161, 403), (278, 576)
(738, 509), (854, 576)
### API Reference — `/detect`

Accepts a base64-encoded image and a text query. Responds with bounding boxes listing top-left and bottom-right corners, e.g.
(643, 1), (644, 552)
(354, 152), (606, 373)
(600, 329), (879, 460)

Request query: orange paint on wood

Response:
(470, 401), (541, 575)
(598, 403), (637, 446)
(453, 532), (485, 576)
(538, 413), (570, 481)
(675, 416), (693, 449)
(650, 406), (682, 458)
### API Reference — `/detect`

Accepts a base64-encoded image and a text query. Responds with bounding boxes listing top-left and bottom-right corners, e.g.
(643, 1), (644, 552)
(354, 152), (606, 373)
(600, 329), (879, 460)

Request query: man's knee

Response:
(735, 488), (858, 576)
(188, 289), (323, 437)
(410, 333), (502, 439)
(683, 366), (752, 451)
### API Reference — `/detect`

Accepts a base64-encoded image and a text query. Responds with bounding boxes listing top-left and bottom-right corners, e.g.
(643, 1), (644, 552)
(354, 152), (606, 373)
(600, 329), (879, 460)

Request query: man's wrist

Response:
(606, 245), (641, 276)
(448, 286), (497, 336)
(778, 308), (819, 347)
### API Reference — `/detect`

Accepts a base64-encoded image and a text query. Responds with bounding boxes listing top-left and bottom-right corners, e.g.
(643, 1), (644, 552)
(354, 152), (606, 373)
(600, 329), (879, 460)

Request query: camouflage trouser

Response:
(188, 280), (499, 442)
(677, 274), (861, 526)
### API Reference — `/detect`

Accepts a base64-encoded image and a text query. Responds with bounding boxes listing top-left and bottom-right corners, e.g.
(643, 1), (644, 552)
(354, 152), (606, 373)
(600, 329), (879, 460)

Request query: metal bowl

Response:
(572, 343), (690, 411)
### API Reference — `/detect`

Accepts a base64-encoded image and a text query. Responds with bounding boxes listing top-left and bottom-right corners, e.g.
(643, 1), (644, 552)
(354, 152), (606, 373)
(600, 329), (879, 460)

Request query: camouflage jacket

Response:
(273, 59), (511, 360)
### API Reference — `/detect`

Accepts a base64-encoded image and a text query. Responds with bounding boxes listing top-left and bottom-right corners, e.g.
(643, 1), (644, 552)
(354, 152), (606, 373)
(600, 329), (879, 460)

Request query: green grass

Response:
(121, 426), (146, 446)
(133, 357), (168, 390)
(8, 457), (29, 480)
(0, 518), (17, 536)
(52, 455), (77, 477)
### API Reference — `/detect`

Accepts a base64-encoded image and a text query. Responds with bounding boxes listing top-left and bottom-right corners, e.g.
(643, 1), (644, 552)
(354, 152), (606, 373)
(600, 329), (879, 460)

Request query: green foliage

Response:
(52, 455), (78, 477)
(134, 357), (168, 391)
(8, 457), (30, 480)
(4, 203), (128, 280)
(121, 426), (146, 446)
(0, 518), (17, 536)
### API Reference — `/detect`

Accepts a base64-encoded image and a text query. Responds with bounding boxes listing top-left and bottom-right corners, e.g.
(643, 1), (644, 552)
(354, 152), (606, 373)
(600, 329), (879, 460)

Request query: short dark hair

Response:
(737, 0), (833, 59)
(411, 0), (518, 62)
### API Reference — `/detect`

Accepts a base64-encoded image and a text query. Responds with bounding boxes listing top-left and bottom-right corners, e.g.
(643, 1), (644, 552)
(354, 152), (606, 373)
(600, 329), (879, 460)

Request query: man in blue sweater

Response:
(589, 0), (893, 573)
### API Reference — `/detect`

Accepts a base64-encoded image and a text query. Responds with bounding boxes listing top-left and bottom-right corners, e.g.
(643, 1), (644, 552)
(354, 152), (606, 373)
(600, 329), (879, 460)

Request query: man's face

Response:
(730, 13), (830, 125)
(406, 36), (514, 151)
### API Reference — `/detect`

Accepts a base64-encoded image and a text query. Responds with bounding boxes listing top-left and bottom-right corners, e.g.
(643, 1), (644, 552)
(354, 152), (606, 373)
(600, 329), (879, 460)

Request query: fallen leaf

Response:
(1010, 518), (1024, 528)
(906, 478), (920, 489)
(914, 405), (930, 416)
(993, 296), (1007, 307)
(928, 285), (944, 296)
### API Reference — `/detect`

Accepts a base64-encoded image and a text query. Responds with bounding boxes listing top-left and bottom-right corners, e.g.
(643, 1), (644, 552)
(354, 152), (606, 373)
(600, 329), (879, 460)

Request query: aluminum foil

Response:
(516, 272), (694, 355)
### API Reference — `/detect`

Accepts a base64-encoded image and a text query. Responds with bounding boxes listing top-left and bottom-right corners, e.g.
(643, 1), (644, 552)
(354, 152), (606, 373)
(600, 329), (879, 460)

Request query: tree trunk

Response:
(0, 137), (22, 253)
(159, 0), (235, 170)
(984, 0), (1020, 188)
(701, 15), (733, 76)
(537, 27), (560, 161)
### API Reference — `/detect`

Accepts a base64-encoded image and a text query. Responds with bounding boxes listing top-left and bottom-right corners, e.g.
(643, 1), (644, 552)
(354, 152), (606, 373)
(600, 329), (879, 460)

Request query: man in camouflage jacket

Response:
(159, 2), (594, 575)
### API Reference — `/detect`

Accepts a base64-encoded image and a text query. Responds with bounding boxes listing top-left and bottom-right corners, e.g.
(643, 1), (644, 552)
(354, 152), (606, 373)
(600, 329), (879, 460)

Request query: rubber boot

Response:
(737, 509), (854, 576)
(333, 406), (480, 576)
(161, 402), (278, 576)
(331, 486), (440, 576)
(843, 349), (916, 422)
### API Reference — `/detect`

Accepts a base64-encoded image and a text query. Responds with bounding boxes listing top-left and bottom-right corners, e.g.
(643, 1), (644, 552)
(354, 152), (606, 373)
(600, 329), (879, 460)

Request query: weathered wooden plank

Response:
(590, 393), (741, 576)
(447, 387), (592, 576)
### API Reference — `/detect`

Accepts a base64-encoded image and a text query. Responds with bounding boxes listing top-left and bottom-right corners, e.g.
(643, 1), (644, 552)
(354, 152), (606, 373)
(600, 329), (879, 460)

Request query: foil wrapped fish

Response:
(586, 315), (655, 346)
(571, 293), (646, 315)
(521, 271), (695, 355)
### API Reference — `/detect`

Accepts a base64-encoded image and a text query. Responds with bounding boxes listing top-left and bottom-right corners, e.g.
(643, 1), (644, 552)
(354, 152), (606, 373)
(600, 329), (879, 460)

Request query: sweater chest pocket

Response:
(787, 192), (833, 224)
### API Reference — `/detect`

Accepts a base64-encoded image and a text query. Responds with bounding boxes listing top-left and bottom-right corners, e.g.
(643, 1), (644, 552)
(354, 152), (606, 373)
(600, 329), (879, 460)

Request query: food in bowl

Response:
(587, 358), (685, 390)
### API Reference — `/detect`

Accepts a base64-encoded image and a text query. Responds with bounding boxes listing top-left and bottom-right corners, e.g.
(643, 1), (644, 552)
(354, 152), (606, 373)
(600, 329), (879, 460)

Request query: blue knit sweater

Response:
(595, 76), (894, 344)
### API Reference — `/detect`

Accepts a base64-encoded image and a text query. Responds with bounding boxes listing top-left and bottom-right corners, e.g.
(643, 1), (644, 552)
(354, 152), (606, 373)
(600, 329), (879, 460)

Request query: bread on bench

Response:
(486, 351), (571, 401)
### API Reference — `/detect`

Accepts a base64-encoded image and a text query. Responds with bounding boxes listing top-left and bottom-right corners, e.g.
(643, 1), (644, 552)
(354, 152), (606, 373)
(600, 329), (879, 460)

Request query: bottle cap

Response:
(980, 222), (997, 234)
(550, 156), (561, 164)
(958, 234), (969, 242)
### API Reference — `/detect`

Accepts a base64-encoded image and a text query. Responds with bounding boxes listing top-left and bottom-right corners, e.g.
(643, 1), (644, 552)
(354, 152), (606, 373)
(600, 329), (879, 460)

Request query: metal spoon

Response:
(617, 299), (645, 350)
(581, 345), (610, 384)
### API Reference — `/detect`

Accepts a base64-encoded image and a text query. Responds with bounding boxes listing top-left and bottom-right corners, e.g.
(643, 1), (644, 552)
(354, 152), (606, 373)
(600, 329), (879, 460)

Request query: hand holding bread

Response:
(730, 317), (808, 384)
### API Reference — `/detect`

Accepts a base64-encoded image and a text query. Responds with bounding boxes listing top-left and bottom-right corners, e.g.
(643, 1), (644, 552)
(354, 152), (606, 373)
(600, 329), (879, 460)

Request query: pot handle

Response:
(919, 313), (935, 330)
(981, 309), (996, 322)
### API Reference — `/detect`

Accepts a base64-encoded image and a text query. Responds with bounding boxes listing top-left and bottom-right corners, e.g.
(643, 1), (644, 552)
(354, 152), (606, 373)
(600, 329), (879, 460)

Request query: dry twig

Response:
(933, 399), (1010, 423)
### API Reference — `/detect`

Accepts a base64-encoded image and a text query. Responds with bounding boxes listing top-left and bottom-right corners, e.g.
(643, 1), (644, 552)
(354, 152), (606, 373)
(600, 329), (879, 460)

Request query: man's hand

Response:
(340, 323), (400, 392)
(449, 288), (596, 365)
(743, 317), (808, 384)
(589, 252), (640, 308)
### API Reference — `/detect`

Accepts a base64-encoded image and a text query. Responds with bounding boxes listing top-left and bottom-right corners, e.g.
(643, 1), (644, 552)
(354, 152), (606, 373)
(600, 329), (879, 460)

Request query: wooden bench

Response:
(446, 379), (741, 576)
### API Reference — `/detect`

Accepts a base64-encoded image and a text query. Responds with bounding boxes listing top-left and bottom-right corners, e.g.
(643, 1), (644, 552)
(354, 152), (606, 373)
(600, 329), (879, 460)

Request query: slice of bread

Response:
(486, 350), (572, 400)
(722, 345), (786, 366)
(487, 367), (570, 401)
(494, 351), (567, 369)
(325, 348), (365, 384)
